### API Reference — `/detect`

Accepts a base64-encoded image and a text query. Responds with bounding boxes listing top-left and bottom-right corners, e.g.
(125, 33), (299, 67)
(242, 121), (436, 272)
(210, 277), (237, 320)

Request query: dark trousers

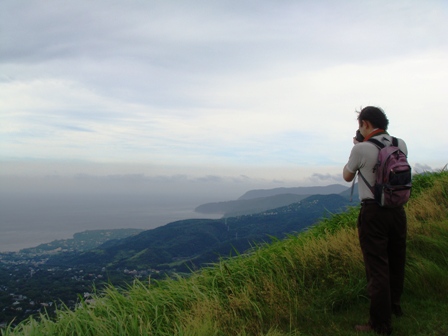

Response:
(357, 203), (407, 334)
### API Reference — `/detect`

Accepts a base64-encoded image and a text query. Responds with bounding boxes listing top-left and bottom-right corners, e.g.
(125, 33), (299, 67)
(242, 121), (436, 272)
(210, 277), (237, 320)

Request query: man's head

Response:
(357, 106), (389, 131)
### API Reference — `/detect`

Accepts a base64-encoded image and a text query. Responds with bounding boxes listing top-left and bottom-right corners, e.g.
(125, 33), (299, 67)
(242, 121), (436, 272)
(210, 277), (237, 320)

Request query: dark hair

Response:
(357, 106), (389, 130)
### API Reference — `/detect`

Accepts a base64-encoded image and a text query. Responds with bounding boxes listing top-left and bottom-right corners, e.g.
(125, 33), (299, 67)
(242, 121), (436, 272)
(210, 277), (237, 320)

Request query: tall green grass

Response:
(3, 170), (448, 336)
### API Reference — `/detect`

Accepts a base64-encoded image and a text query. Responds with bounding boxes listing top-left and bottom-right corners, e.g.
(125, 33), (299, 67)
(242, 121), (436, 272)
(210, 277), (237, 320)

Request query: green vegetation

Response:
(20, 229), (144, 254)
(2, 170), (447, 336)
(50, 194), (350, 272)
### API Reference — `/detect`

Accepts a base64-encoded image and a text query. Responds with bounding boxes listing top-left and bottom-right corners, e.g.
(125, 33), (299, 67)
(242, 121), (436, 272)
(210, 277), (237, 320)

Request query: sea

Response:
(0, 192), (222, 253)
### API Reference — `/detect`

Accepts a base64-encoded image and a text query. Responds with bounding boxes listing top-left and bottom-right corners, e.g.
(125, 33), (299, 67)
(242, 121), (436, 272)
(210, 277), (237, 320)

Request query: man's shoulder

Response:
(349, 142), (380, 162)
(353, 141), (379, 151)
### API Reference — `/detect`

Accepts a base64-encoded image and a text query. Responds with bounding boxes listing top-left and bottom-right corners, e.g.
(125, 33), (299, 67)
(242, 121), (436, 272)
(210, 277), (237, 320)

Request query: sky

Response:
(1, 0), (447, 191)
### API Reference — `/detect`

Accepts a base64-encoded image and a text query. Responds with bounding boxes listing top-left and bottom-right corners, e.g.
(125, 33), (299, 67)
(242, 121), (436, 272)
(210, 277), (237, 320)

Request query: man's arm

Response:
(343, 164), (356, 182)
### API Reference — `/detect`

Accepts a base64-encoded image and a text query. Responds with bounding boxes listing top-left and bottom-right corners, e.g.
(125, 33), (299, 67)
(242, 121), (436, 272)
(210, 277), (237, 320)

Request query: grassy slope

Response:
(3, 171), (448, 336)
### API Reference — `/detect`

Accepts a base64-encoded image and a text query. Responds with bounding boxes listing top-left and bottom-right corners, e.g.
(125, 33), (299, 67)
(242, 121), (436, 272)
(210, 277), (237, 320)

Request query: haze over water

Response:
(2, 172), (316, 252)
(1, 196), (224, 253)
(0, 175), (239, 252)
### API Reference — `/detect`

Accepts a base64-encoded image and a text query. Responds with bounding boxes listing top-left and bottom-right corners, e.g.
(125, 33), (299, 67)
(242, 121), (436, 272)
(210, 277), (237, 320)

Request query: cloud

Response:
(1, 0), (447, 182)
(309, 172), (344, 184)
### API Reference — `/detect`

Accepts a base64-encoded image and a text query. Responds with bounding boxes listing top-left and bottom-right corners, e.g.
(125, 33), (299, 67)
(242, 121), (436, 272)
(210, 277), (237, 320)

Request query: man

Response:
(343, 106), (408, 335)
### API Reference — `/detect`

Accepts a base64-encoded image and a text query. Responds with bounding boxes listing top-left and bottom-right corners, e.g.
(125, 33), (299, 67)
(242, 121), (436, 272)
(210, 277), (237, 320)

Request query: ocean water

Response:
(0, 193), (221, 252)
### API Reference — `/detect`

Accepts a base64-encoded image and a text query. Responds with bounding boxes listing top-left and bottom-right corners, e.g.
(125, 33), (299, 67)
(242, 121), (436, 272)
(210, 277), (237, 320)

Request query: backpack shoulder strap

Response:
(358, 170), (374, 191)
(369, 136), (399, 148)
(392, 136), (398, 146)
(367, 138), (385, 149)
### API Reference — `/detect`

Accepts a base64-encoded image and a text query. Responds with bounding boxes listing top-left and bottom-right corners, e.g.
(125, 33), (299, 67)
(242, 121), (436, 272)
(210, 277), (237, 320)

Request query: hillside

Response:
(19, 229), (143, 254)
(47, 194), (351, 272)
(3, 170), (447, 336)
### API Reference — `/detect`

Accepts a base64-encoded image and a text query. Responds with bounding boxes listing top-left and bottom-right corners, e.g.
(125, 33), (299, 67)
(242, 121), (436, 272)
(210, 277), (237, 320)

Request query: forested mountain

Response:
(48, 194), (352, 272)
(195, 193), (309, 216)
(195, 183), (356, 217)
(19, 229), (143, 254)
(237, 184), (348, 200)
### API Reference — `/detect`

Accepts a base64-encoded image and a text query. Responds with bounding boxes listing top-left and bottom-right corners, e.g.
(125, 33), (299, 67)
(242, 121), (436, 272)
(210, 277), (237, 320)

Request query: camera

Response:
(355, 130), (364, 142)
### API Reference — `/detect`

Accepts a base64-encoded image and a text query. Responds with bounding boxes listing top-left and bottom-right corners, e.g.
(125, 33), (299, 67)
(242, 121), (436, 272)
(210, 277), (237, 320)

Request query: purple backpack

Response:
(359, 137), (412, 207)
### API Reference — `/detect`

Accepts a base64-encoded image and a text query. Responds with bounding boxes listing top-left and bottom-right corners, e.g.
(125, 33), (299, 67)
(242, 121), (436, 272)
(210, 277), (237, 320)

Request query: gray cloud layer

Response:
(1, 0), (447, 181)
